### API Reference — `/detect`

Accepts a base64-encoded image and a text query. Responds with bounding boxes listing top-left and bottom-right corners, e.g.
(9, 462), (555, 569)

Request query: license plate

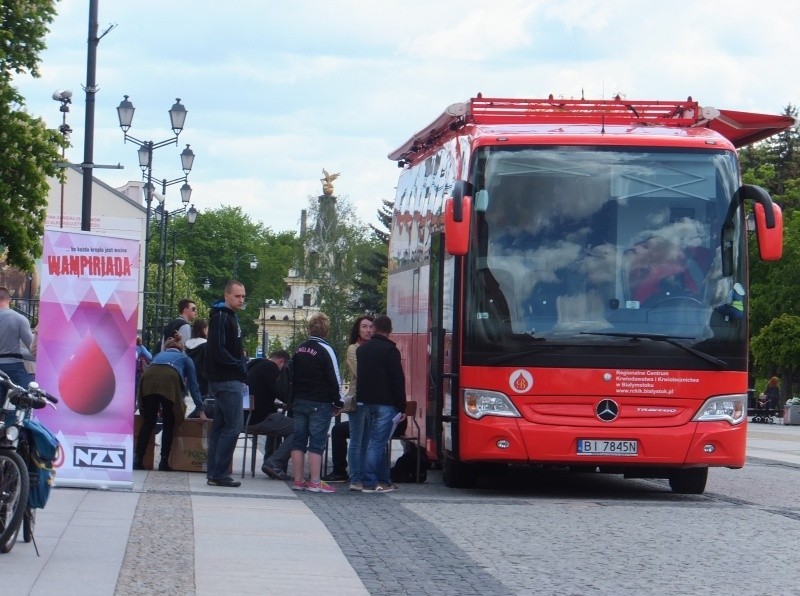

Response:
(577, 439), (638, 456)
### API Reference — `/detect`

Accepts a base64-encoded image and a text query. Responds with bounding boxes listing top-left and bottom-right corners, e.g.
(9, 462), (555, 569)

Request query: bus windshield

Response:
(464, 146), (746, 368)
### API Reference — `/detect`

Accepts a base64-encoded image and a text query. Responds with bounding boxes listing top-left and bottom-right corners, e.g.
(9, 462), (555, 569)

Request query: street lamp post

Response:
(153, 202), (198, 336)
(117, 95), (191, 351)
(232, 253), (258, 279)
(260, 299), (273, 357)
(52, 90), (73, 228)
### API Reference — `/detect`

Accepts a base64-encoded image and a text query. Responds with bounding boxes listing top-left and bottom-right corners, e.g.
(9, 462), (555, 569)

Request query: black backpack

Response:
(162, 317), (185, 344)
(186, 342), (209, 395)
(390, 444), (429, 483)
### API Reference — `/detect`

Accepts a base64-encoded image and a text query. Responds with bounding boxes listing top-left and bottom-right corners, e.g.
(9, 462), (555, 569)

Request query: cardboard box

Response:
(133, 414), (156, 470)
(169, 419), (212, 472)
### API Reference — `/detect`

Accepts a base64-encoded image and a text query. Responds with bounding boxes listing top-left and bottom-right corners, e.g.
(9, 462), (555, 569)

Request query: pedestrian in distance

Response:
(205, 281), (248, 488)
(357, 314), (407, 493)
(765, 376), (780, 410)
(185, 318), (209, 403)
(0, 286), (34, 398)
(135, 334), (153, 409)
(289, 312), (343, 493)
(161, 298), (197, 349)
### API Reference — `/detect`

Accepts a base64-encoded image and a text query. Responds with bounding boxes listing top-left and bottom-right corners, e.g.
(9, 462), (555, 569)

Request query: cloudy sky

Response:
(15, 0), (800, 234)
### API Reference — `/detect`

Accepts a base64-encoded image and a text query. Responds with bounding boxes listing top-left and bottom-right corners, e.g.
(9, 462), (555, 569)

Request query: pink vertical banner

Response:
(36, 229), (139, 489)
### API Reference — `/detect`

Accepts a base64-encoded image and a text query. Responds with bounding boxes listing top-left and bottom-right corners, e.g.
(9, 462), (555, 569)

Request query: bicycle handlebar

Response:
(0, 371), (58, 408)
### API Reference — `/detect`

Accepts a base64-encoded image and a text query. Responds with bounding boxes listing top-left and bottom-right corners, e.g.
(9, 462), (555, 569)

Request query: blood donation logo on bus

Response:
(509, 370), (533, 393)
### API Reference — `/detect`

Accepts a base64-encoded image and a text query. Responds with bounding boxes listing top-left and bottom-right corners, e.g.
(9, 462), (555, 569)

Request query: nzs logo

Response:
(73, 446), (126, 469)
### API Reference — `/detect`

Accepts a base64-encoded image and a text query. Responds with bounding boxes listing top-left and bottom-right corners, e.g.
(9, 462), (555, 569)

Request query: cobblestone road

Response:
(297, 463), (800, 596)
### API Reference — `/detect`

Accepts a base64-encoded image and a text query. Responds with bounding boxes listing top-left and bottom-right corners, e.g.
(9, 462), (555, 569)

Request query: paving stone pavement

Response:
(294, 487), (509, 596)
(3, 420), (799, 595)
(115, 472), (195, 595)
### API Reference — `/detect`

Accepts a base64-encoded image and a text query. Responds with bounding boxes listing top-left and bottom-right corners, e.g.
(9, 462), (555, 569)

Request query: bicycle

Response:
(0, 370), (58, 554)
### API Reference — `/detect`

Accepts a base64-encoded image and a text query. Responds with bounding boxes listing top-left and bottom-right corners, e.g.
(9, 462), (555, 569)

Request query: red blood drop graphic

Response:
(513, 373), (529, 391)
(58, 335), (116, 415)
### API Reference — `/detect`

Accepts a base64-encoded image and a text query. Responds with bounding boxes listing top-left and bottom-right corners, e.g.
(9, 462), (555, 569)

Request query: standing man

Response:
(357, 315), (407, 493)
(205, 281), (247, 488)
(245, 349), (294, 480)
(0, 286), (34, 394)
(162, 298), (197, 348)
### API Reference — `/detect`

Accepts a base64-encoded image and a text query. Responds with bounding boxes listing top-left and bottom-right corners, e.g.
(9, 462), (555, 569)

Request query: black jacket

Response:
(246, 358), (281, 425)
(292, 336), (343, 408)
(205, 300), (245, 382)
(356, 334), (406, 412)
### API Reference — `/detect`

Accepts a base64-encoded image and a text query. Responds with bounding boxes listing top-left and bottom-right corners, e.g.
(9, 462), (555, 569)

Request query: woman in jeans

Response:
(341, 315), (374, 491)
(289, 313), (343, 493)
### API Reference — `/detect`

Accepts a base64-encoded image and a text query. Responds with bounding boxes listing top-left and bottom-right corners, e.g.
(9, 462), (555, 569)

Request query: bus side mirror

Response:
(754, 202), (782, 261)
(445, 195), (472, 255)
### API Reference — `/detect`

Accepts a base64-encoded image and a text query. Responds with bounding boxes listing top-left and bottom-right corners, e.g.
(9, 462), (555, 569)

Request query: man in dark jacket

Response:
(357, 314), (406, 493)
(246, 350), (293, 480)
(205, 281), (247, 487)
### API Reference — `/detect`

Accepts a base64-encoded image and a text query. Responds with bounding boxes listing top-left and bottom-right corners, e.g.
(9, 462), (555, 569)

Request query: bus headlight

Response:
(692, 394), (746, 425)
(463, 389), (521, 419)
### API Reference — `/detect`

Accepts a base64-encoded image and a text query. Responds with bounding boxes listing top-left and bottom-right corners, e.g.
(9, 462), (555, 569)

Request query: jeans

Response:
(363, 403), (398, 488)
(245, 412), (294, 471)
(0, 361), (32, 400)
(136, 395), (175, 466)
(206, 380), (244, 480)
(291, 398), (332, 455)
(347, 404), (372, 484)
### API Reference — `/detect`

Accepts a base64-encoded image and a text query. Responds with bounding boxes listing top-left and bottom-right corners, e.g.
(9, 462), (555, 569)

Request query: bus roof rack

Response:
(388, 95), (796, 163)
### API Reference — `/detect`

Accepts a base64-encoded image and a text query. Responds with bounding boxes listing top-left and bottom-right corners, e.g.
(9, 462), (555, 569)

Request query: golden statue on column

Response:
(320, 168), (340, 197)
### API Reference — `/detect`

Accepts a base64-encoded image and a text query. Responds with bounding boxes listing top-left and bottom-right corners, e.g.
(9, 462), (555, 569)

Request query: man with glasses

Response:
(162, 298), (198, 348)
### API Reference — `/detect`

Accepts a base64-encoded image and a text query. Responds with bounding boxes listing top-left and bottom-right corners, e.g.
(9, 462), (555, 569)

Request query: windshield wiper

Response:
(487, 335), (549, 364)
(580, 331), (726, 368)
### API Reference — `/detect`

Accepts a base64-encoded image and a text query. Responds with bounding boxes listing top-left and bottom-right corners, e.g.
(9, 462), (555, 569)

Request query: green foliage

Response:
(0, 1), (57, 77)
(750, 313), (800, 390)
(353, 199), (392, 314)
(746, 104), (800, 391)
(0, 1), (64, 270)
(157, 205), (300, 347)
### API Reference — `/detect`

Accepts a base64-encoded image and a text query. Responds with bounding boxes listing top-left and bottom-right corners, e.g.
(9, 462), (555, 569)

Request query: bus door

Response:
(428, 231), (456, 460)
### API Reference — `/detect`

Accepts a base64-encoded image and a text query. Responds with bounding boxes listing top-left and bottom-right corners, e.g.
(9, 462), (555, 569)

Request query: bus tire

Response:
(442, 454), (477, 488)
(668, 467), (708, 495)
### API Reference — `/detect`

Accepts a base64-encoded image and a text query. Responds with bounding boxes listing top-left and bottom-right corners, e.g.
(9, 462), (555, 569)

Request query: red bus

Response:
(386, 96), (793, 493)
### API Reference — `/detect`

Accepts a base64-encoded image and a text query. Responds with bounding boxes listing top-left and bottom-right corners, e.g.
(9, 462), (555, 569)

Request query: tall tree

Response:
(0, 0), (64, 270)
(354, 199), (393, 314)
(161, 205), (299, 349)
(746, 105), (800, 399)
(303, 194), (371, 359)
(768, 104), (800, 199)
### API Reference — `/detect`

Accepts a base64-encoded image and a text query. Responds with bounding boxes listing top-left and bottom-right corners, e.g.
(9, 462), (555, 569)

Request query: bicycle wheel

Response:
(0, 449), (28, 553)
(22, 506), (35, 543)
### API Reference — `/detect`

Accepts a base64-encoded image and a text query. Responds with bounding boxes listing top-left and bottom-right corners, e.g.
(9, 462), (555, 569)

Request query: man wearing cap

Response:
(0, 286), (34, 395)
